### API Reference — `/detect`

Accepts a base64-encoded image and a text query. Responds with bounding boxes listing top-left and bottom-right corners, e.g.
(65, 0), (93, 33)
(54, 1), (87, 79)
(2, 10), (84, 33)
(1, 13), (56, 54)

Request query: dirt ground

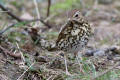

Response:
(0, 0), (120, 80)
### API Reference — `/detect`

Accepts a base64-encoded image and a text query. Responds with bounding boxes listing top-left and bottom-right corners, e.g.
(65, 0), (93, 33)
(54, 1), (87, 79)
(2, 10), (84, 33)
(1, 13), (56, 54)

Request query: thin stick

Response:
(0, 23), (16, 35)
(33, 0), (41, 19)
(16, 42), (25, 62)
(0, 45), (21, 58)
(44, 14), (55, 22)
(17, 62), (35, 80)
(46, 75), (53, 80)
(93, 0), (98, 9)
(0, 4), (22, 22)
(47, 0), (51, 17)
(26, 18), (52, 28)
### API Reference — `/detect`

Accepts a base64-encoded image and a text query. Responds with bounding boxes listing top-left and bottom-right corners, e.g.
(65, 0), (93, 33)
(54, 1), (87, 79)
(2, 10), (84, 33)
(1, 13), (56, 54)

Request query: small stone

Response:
(94, 50), (105, 57)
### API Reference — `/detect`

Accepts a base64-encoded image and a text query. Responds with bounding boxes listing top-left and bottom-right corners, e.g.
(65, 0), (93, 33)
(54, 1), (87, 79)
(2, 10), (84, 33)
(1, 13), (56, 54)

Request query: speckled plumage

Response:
(56, 11), (92, 54)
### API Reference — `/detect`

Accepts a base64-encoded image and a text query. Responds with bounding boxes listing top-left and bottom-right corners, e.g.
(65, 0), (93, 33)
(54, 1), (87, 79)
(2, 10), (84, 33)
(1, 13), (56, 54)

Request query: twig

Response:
(47, 0), (51, 17)
(0, 4), (22, 22)
(26, 18), (52, 28)
(17, 62), (35, 80)
(46, 75), (53, 80)
(0, 45), (21, 58)
(91, 62), (120, 80)
(33, 0), (41, 19)
(44, 14), (55, 22)
(16, 42), (25, 62)
(93, 0), (98, 9)
(33, 0), (41, 27)
(0, 23), (15, 35)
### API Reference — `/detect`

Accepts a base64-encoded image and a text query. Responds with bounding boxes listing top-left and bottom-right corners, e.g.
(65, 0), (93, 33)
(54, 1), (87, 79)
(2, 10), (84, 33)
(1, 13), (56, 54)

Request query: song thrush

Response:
(56, 10), (92, 75)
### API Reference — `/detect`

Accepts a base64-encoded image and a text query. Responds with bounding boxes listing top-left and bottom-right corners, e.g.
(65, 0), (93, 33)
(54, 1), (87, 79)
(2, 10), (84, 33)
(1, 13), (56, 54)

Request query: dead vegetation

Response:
(0, 0), (120, 80)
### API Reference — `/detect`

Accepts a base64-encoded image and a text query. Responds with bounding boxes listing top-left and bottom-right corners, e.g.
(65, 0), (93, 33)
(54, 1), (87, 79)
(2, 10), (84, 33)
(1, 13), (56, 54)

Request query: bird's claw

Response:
(66, 71), (71, 76)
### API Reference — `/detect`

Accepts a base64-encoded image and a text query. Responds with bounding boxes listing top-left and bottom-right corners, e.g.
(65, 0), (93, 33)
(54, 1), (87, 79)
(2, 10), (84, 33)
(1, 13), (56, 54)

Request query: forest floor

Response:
(0, 0), (120, 80)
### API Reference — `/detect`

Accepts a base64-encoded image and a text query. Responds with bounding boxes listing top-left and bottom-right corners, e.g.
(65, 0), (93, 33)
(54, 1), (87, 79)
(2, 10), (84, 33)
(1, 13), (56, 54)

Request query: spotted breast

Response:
(56, 11), (92, 53)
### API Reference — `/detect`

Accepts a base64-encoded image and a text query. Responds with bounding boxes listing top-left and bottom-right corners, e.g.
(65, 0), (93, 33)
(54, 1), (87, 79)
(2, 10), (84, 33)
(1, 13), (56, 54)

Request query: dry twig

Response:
(0, 45), (21, 58)
(0, 4), (22, 22)
(17, 62), (35, 80)
(47, 0), (51, 17)
(16, 42), (25, 62)
(33, 0), (41, 19)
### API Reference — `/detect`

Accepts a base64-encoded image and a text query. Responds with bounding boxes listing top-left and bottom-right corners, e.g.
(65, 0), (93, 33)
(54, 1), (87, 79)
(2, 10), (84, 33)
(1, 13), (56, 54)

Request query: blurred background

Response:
(0, 0), (120, 80)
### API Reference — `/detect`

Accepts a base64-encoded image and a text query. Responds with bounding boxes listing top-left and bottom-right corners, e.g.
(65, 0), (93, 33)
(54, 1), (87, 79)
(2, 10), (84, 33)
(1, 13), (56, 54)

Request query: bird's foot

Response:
(66, 71), (71, 76)
(80, 68), (85, 74)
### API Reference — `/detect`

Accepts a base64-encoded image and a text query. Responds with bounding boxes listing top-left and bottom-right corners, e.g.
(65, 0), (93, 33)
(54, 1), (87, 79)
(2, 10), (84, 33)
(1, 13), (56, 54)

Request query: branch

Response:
(0, 45), (21, 58)
(26, 18), (52, 28)
(47, 0), (51, 17)
(0, 4), (22, 22)
(0, 23), (15, 35)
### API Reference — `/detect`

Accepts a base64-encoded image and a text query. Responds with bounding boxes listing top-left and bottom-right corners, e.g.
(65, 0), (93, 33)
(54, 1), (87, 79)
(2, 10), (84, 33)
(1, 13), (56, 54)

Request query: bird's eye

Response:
(74, 14), (78, 17)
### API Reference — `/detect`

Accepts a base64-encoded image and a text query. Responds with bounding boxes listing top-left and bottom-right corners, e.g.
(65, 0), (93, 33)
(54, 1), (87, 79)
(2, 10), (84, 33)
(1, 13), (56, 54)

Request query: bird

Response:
(55, 10), (92, 75)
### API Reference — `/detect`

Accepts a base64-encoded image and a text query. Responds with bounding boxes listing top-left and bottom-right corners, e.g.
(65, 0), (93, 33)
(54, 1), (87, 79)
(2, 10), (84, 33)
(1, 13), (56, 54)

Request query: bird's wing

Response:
(56, 20), (73, 43)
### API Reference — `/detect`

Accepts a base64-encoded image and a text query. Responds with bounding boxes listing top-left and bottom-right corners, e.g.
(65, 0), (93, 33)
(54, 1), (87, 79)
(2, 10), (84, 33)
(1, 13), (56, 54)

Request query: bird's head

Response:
(67, 10), (84, 23)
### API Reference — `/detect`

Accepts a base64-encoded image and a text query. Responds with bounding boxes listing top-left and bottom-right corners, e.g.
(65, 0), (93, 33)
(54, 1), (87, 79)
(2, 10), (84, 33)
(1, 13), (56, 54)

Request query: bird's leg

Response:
(75, 52), (85, 74)
(64, 54), (71, 75)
